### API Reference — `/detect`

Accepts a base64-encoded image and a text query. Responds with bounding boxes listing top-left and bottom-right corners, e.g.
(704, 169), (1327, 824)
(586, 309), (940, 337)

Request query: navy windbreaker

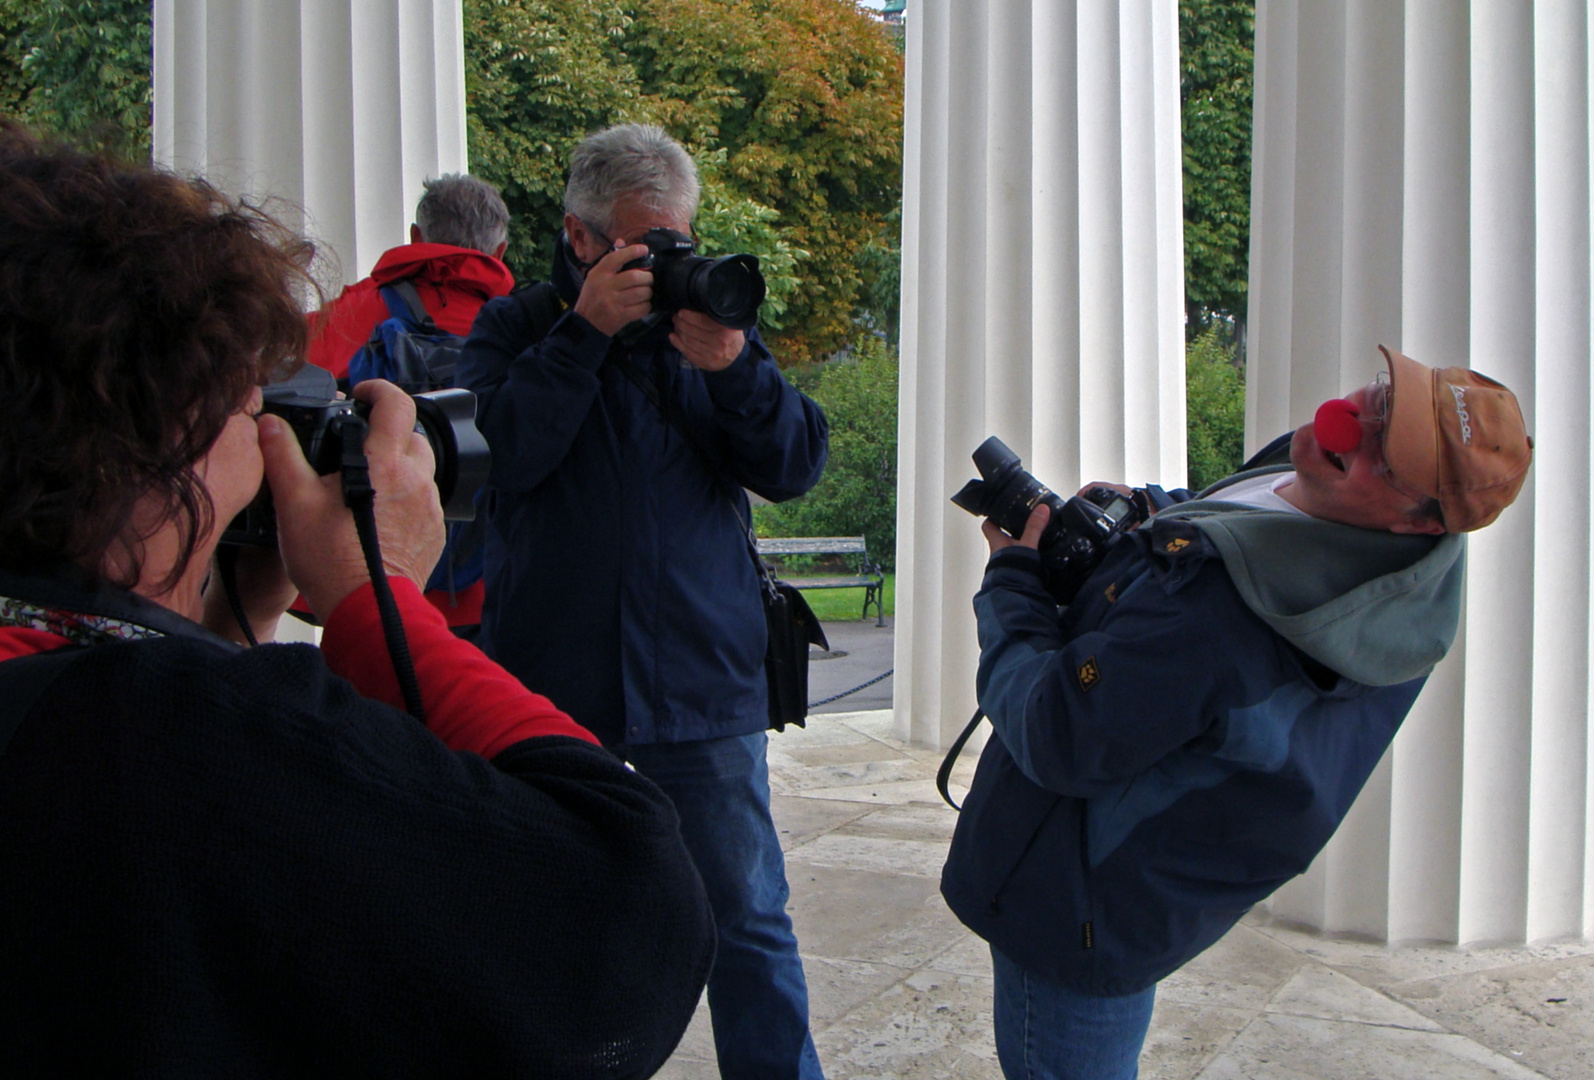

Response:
(941, 511), (1441, 996)
(458, 284), (827, 748)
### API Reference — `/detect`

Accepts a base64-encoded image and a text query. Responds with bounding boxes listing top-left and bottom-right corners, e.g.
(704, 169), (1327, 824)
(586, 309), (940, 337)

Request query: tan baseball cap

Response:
(1380, 345), (1532, 532)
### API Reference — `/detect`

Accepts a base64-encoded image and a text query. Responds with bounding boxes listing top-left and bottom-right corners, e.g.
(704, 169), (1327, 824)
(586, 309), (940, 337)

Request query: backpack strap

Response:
(379, 279), (442, 332)
(0, 647), (87, 763)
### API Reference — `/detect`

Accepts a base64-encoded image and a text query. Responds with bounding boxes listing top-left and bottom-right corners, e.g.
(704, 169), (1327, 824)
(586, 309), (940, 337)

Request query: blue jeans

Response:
(627, 732), (824, 1080)
(991, 946), (1155, 1080)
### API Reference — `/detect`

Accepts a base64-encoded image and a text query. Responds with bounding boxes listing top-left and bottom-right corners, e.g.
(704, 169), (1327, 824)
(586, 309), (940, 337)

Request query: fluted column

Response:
(153, 0), (469, 285)
(895, 0), (1186, 748)
(1252, 0), (1591, 945)
(153, 0), (467, 645)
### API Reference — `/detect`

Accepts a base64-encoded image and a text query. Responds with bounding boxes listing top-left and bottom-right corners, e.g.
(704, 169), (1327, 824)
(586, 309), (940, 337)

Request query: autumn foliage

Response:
(465, 0), (905, 365)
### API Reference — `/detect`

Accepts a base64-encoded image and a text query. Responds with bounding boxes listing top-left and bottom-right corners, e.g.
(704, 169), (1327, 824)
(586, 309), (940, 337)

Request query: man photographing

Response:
(941, 347), (1532, 1080)
(459, 124), (829, 1080)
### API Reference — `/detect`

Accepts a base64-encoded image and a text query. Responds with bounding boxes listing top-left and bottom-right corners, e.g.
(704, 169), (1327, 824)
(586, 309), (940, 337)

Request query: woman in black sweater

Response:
(0, 122), (713, 1079)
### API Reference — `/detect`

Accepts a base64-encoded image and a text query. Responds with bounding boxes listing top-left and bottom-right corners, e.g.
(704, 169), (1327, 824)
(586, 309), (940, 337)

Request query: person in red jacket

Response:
(306, 173), (514, 626)
(307, 173), (514, 379)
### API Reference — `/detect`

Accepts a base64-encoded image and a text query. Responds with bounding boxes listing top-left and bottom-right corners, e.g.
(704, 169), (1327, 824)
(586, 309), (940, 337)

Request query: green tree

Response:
(753, 335), (898, 566)
(0, 0), (152, 160)
(1180, 0), (1253, 340)
(463, 0), (643, 276)
(852, 202), (900, 345)
(624, 0), (903, 365)
(1185, 322), (1246, 490)
(466, 0), (904, 364)
(693, 149), (808, 331)
(0, 4), (28, 120)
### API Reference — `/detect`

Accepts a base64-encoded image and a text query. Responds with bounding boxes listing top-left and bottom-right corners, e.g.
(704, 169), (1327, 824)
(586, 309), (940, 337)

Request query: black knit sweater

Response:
(0, 585), (714, 1077)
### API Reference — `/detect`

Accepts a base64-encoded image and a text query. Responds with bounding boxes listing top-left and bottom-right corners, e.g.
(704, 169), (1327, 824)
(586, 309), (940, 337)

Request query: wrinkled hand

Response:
(983, 503), (1050, 555)
(259, 379), (445, 620)
(670, 309), (745, 371)
(573, 242), (655, 336)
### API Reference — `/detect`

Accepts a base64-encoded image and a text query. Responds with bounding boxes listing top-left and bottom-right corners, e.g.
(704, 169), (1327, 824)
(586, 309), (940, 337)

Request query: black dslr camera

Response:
(221, 365), (490, 546)
(624, 227), (766, 330)
(952, 436), (1151, 605)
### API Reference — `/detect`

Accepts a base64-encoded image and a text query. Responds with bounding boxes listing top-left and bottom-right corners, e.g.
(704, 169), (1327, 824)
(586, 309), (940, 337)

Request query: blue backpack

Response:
(346, 280), (483, 597)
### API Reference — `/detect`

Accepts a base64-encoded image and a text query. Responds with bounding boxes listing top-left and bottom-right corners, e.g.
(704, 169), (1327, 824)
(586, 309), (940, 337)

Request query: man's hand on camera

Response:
(258, 379), (445, 621)
(671, 309), (745, 371)
(573, 242), (655, 337)
(983, 504), (1050, 556)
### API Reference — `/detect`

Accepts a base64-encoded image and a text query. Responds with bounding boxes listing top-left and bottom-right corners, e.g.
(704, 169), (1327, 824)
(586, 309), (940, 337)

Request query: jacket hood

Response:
(1155, 467), (1466, 686)
(369, 243), (514, 301)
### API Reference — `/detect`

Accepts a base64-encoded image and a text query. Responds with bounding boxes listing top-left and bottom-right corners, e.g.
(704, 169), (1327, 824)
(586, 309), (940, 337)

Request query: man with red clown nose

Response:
(941, 347), (1532, 1080)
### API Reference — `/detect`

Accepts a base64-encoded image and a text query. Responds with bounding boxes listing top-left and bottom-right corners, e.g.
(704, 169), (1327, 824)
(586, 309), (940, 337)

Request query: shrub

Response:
(1185, 320), (1246, 490)
(754, 335), (898, 568)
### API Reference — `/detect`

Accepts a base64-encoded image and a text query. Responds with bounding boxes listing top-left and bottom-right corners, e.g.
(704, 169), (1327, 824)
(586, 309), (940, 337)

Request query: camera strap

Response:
(935, 707), (987, 811)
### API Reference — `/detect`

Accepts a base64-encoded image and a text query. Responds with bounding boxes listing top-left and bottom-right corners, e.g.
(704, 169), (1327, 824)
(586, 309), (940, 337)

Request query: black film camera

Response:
(221, 365), (490, 547)
(624, 227), (766, 330)
(951, 436), (1151, 605)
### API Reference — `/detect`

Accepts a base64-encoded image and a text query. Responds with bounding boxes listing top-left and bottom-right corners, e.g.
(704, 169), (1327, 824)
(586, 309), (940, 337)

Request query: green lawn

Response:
(789, 574), (896, 622)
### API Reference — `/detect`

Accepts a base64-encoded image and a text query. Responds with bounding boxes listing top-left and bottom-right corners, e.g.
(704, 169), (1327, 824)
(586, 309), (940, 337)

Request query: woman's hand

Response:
(259, 379), (445, 621)
(200, 545), (297, 644)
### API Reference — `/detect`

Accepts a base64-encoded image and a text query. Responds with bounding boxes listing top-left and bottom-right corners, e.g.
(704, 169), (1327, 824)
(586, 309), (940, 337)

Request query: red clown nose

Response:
(1313, 398), (1363, 454)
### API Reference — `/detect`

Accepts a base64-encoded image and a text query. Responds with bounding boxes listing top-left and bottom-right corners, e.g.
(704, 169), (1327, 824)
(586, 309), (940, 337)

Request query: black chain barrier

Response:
(809, 668), (894, 709)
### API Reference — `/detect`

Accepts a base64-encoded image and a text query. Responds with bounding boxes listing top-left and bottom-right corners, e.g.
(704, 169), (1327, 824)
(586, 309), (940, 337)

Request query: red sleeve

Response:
(0, 627), (72, 662)
(319, 579), (600, 755)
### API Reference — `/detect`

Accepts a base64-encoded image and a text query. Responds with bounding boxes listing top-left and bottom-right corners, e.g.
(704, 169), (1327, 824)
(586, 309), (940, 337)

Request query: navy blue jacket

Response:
(942, 484), (1465, 996)
(458, 283), (827, 748)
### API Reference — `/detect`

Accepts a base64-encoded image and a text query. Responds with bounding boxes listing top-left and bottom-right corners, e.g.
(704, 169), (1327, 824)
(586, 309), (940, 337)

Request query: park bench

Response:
(755, 536), (886, 627)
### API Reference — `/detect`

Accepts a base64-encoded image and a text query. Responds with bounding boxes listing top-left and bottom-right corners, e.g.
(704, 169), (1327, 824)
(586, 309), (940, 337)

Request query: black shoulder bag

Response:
(613, 352), (827, 731)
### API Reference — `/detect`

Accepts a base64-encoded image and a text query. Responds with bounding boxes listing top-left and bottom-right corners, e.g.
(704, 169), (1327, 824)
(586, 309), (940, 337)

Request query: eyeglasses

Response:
(1363, 371), (1434, 508)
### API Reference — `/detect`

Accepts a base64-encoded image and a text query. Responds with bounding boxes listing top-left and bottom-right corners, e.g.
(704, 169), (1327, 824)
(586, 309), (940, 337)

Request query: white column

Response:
(153, 0), (469, 285)
(1253, 0), (1593, 945)
(895, 0), (1186, 748)
(153, 0), (466, 646)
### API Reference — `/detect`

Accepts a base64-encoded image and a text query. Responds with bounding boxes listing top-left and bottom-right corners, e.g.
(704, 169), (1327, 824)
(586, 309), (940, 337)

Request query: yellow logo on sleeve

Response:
(1165, 538), (1190, 553)
(1077, 657), (1101, 691)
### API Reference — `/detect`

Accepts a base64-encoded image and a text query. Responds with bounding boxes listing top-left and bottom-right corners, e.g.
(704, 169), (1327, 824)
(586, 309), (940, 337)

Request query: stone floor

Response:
(656, 707), (1594, 1080)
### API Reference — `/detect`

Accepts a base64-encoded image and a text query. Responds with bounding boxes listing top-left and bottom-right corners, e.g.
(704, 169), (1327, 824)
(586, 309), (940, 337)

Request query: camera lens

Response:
(411, 389), (489, 520)
(692, 255), (765, 330)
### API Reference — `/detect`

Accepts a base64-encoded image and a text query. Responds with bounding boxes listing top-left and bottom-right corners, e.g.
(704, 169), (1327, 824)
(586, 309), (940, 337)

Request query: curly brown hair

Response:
(0, 123), (318, 591)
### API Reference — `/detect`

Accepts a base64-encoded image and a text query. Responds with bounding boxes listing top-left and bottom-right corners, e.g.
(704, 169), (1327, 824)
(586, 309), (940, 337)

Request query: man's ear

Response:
(564, 213), (608, 266)
(409, 223), (424, 245)
(1390, 516), (1447, 536)
(492, 241), (508, 261)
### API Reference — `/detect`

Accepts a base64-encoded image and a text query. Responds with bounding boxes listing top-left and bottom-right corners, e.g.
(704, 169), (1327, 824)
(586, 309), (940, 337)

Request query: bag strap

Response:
(935, 707), (987, 811)
(0, 647), (87, 763)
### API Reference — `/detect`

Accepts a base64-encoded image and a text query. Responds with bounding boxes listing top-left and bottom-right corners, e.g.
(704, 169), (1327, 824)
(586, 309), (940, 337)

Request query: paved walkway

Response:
(659, 698), (1594, 1079)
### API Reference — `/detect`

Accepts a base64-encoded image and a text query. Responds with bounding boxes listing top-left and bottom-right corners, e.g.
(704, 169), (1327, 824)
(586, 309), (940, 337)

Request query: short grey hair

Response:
(563, 124), (700, 234)
(414, 174), (510, 255)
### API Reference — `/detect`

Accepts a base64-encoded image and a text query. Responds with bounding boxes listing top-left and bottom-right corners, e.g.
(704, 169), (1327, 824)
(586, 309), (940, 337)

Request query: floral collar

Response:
(0, 594), (165, 647)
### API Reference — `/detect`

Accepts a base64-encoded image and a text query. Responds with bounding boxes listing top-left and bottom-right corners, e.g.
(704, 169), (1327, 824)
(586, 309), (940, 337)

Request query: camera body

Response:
(623, 227), (766, 330)
(951, 436), (1150, 604)
(221, 365), (489, 547)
